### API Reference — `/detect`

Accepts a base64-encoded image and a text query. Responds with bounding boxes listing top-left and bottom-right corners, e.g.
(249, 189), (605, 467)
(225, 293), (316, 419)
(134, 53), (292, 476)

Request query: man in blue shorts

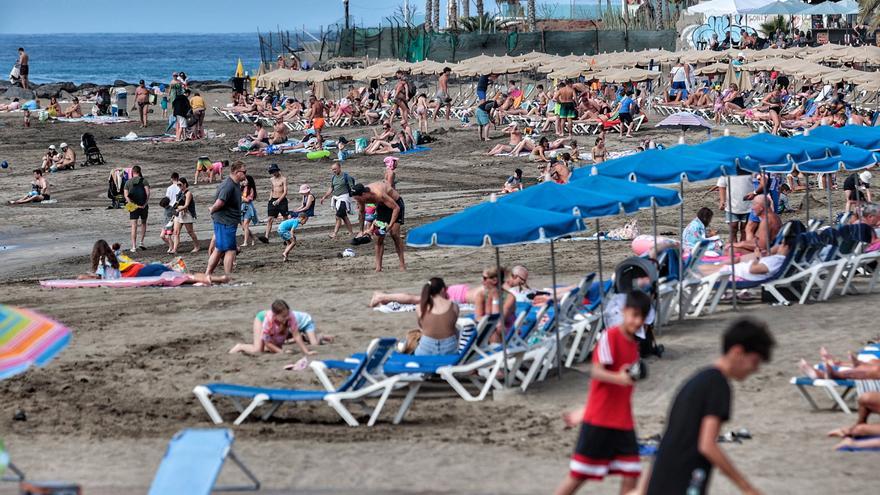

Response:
(206, 161), (245, 276)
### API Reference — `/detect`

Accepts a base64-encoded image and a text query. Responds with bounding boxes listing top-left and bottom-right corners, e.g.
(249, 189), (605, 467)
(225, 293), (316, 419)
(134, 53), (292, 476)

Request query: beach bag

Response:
(354, 137), (368, 153)
(406, 80), (417, 100)
(306, 150), (331, 160)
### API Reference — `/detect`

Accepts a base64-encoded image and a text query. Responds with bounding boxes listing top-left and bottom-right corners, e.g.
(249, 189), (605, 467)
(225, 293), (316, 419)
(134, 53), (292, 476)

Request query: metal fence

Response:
(336, 27), (676, 62)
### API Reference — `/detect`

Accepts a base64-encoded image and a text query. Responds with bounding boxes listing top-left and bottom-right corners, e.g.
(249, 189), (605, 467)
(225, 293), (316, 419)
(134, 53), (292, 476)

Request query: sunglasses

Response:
(482, 275), (497, 280)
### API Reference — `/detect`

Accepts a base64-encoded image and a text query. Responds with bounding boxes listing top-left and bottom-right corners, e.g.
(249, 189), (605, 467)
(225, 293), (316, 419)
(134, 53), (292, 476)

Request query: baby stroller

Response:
(81, 133), (104, 167)
(95, 88), (111, 115)
(107, 168), (127, 209)
(609, 257), (664, 358)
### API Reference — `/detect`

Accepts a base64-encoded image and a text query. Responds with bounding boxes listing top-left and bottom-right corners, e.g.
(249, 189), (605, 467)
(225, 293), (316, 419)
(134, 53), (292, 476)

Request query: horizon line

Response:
(0, 30), (328, 36)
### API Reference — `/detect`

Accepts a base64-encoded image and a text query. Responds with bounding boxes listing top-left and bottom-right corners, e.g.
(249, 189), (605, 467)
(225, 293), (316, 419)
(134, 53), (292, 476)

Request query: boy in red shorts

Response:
(555, 290), (652, 495)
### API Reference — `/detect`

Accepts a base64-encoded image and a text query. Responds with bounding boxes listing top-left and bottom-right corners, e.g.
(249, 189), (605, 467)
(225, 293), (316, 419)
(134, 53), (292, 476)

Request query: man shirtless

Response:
(270, 119), (289, 144)
(260, 163), (289, 243)
(17, 48), (29, 90)
(305, 95), (326, 143)
(53, 143), (76, 171)
(555, 81), (576, 137)
(249, 121), (270, 149)
(730, 195), (781, 255)
(432, 67), (452, 120)
(9, 169), (49, 204)
(351, 182), (406, 272)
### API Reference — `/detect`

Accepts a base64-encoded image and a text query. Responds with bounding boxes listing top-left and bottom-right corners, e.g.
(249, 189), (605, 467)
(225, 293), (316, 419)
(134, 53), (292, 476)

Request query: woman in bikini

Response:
(591, 137), (607, 163)
(414, 93), (429, 134)
(473, 267), (517, 344)
(762, 87), (784, 135)
(487, 123), (523, 156)
(415, 278), (461, 356)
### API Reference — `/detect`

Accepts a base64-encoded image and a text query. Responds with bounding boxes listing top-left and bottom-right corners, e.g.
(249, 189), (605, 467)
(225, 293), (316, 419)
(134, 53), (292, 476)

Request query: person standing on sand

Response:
(320, 162), (356, 239)
(432, 67), (452, 121)
(17, 48), (28, 90)
(165, 73), (183, 134)
(206, 161), (245, 276)
(635, 318), (774, 495)
(259, 163), (288, 243)
(351, 182), (406, 272)
(555, 80), (576, 138)
(172, 89), (193, 142)
(305, 95), (326, 145)
(135, 80), (150, 128)
(123, 165), (150, 252)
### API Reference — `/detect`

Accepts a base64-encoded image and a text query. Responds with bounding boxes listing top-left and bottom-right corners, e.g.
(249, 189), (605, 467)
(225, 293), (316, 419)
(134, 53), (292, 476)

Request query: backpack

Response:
(333, 172), (355, 195)
(406, 79), (417, 101)
(127, 177), (147, 205)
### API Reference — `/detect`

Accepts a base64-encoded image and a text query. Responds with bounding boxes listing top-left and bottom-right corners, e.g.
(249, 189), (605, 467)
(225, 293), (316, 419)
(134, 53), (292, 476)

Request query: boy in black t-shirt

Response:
(640, 318), (775, 495)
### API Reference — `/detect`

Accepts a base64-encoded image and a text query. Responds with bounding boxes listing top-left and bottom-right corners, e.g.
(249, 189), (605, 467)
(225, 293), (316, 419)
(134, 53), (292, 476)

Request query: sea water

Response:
(0, 33), (262, 85)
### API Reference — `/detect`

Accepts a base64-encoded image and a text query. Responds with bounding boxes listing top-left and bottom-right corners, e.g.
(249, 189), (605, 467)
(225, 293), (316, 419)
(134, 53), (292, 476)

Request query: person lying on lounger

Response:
(370, 265), (531, 307)
(228, 299), (333, 355)
(698, 234), (794, 282)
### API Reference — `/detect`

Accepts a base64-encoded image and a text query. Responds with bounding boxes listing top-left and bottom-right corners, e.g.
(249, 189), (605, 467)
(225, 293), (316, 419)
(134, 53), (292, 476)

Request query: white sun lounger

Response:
(193, 337), (401, 426)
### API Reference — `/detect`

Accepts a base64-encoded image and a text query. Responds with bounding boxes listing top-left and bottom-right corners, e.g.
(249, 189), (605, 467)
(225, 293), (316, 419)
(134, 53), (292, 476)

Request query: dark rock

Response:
(0, 80), (10, 90)
(113, 79), (130, 87)
(77, 82), (98, 91)
(35, 82), (77, 98)
(59, 90), (74, 101)
(3, 86), (35, 100)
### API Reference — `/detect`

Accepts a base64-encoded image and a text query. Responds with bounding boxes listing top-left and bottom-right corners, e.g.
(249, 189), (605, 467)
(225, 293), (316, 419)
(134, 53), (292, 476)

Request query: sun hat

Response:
(859, 171), (872, 184)
(48, 145), (56, 150)
(59, 143), (68, 149)
(267, 163), (281, 174)
(383, 156), (399, 169)
(299, 184), (311, 194)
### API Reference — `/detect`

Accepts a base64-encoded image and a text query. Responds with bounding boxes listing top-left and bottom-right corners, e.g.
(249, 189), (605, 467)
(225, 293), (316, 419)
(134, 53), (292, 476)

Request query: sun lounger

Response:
(789, 377), (856, 414)
(148, 428), (259, 495)
(193, 337), (401, 426)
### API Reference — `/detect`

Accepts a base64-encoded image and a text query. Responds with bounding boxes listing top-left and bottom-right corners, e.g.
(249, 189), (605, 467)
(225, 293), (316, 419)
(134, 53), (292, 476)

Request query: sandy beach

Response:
(1, 92), (878, 494)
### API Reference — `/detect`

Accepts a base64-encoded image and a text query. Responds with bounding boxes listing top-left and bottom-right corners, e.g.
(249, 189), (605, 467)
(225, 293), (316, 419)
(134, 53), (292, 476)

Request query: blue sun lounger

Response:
(193, 337), (401, 426)
(148, 429), (259, 495)
(789, 377), (856, 414)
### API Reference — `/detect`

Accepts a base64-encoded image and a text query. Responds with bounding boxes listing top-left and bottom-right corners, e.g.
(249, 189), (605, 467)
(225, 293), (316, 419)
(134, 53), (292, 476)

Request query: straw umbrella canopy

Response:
(256, 68), (310, 89)
(409, 60), (450, 75)
(694, 62), (731, 76)
(599, 68), (661, 84)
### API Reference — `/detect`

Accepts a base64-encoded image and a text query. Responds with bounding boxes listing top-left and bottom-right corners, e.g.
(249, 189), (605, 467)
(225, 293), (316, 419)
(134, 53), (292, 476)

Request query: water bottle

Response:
(686, 468), (706, 495)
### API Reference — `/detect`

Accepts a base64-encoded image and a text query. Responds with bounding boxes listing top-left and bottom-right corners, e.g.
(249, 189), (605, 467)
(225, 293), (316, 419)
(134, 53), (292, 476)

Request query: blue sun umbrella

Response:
(574, 147), (738, 184)
(499, 181), (642, 218)
(807, 125), (880, 152)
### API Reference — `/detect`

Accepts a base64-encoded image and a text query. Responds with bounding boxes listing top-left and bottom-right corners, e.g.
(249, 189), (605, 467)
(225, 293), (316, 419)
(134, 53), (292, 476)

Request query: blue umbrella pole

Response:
(727, 175), (738, 311)
(826, 175), (833, 223)
(496, 247), (510, 389)
(762, 169), (771, 254)
(550, 240), (562, 379)
(652, 201), (662, 329)
(805, 172), (811, 223)
(678, 181), (685, 321)
(595, 219), (606, 322)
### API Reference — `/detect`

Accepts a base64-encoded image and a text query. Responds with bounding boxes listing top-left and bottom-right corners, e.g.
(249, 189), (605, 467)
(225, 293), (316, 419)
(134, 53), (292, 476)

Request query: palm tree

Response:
(448, 0), (458, 30)
(425, 0), (433, 31)
(860, 0), (879, 28)
(433, 0), (440, 29)
(476, 0), (484, 18)
(527, 0), (536, 31)
(655, 0), (664, 29)
(461, 0), (469, 18)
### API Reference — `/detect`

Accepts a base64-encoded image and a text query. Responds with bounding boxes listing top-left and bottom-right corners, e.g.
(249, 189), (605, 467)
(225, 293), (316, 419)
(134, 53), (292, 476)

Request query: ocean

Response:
(0, 33), (263, 85)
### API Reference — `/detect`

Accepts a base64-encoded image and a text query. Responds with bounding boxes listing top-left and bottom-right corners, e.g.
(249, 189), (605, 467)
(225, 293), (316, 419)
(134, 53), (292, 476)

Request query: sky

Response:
(0, 0), (526, 34)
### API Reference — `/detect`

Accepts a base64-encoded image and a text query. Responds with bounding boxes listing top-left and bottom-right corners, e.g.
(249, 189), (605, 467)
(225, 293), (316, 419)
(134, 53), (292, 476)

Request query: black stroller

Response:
(81, 132), (104, 166)
(612, 257), (664, 358)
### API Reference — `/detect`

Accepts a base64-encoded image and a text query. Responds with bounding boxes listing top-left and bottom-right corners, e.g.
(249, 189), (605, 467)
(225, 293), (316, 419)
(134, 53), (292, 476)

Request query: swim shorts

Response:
(213, 222), (238, 252)
(619, 112), (633, 124)
(268, 197), (289, 219)
(312, 118), (325, 130)
(557, 101), (577, 119)
(129, 205), (148, 222)
(19, 64), (28, 77)
(475, 108), (490, 126)
(476, 89), (487, 101)
(376, 197), (405, 227)
(569, 423), (640, 481)
(137, 263), (173, 277)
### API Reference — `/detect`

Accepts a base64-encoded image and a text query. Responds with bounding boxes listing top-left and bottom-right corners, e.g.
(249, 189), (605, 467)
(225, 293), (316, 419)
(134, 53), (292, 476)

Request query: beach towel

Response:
(113, 132), (176, 142)
(400, 146), (431, 155)
(837, 436), (880, 452)
(40, 272), (189, 289)
(373, 302), (476, 314)
(56, 116), (132, 125)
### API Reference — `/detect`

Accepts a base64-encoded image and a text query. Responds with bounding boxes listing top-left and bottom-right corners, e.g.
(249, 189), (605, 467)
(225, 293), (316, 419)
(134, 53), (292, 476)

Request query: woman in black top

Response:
(761, 88), (783, 135)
